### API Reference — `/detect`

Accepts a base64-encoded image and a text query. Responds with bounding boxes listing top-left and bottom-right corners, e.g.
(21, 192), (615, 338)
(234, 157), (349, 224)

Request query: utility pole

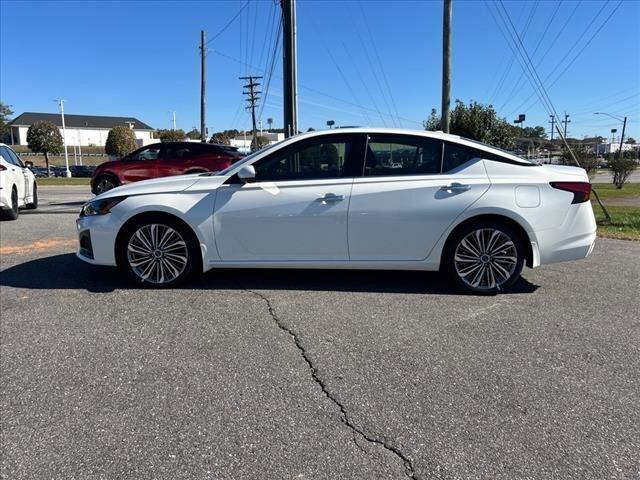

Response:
(282, 0), (298, 137)
(240, 75), (262, 150)
(200, 30), (207, 142)
(77, 129), (83, 165)
(562, 112), (571, 139)
(548, 114), (555, 141)
(616, 116), (627, 161)
(169, 111), (177, 130)
(55, 99), (71, 178)
(441, 0), (452, 133)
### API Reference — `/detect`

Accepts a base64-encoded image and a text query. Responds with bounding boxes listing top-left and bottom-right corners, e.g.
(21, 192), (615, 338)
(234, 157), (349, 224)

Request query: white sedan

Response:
(0, 143), (38, 220)
(76, 128), (596, 294)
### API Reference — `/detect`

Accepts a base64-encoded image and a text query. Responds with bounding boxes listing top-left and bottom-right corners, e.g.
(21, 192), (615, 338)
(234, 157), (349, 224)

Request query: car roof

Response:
(288, 127), (531, 164)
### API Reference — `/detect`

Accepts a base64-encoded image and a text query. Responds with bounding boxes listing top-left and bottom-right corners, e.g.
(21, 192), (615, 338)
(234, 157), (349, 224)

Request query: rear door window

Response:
(364, 135), (442, 176)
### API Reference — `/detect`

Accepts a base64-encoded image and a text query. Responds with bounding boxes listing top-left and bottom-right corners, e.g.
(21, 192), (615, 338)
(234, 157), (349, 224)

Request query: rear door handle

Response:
(317, 193), (345, 203)
(440, 183), (471, 192)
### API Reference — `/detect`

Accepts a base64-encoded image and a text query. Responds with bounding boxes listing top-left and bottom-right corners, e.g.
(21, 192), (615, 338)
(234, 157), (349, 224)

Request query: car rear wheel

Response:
(445, 222), (524, 294)
(94, 175), (119, 194)
(1, 187), (19, 220)
(117, 217), (201, 287)
(25, 183), (38, 209)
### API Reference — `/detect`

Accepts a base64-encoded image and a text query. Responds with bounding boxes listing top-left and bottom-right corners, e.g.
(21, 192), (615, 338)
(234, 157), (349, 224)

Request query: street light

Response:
(595, 112), (627, 160)
(54, 99), (71, 178)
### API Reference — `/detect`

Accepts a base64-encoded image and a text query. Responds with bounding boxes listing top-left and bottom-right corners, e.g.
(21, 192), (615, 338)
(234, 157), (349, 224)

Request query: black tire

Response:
(116, 215), (202, 288)
(94, 174), (119, 195)
(25, 183), (38, 209)
(443, 221), (525, 295)
(1, 187), (19, 221)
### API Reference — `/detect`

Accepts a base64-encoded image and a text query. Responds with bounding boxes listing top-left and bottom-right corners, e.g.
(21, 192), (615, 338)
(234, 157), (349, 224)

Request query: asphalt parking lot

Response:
(1, 186), (639, 479)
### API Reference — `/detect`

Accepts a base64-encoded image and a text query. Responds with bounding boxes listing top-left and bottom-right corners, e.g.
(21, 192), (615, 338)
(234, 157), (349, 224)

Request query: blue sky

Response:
(1, 0), (638, 139)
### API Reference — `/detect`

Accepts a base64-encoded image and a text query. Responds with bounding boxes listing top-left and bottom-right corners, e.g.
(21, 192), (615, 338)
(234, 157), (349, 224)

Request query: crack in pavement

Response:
(248, 290), (421, 480)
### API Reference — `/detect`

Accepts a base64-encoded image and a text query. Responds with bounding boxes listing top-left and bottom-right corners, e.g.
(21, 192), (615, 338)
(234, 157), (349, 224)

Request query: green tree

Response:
(210, 129), (240, 145)
(562, 146), (598, 176)
(0, 102), (13, 142)
(26, 121), (63, 175)
(105, 125), (138, 158)
(609, 156), (638, 189)
(522, 126), (547, 139)
(254, 135), (269, 149)
(157, 129), (186, 142)
(424, 101), (519, 150)
(186, 128), (201, 140)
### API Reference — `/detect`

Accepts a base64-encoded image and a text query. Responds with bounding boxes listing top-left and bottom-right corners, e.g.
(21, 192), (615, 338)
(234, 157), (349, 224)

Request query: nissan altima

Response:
(76, 128), (597, 294)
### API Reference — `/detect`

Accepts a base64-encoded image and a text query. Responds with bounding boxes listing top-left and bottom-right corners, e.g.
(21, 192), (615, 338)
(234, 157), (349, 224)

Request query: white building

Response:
(229, 131), (285, 153)
(9, 112), (155, 147)
(596, 142), (638, 155)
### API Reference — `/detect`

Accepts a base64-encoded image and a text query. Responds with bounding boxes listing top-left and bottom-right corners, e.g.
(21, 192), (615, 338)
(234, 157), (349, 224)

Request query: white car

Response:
(0, 143), (38, 220)
(76, 128), (596, 294)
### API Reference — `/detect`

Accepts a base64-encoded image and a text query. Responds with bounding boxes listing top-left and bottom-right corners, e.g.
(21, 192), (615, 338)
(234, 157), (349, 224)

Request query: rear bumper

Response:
(536, 202), (597, 265)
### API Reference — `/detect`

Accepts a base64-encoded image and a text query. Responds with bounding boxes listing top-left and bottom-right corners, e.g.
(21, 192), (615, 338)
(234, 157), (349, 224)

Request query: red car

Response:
(91, 142), (244, 194)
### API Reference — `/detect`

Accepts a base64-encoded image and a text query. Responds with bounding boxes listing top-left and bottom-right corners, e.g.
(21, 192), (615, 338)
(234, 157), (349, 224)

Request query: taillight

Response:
(550, 181), (591, 204)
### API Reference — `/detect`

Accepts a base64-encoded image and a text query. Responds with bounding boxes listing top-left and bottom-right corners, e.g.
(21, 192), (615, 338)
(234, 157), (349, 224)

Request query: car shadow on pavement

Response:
(1, 253), (539, 295)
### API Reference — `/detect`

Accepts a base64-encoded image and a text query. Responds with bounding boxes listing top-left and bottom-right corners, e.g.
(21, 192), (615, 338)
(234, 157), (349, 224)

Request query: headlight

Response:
(80, 196), (127, 217)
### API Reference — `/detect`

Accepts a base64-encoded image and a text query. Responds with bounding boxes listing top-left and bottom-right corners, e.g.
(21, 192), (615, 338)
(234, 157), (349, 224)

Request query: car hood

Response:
(94, 174), (206, 200)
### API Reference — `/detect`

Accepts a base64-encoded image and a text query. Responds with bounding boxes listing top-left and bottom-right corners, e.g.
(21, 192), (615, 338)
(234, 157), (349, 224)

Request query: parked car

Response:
(0, 143), (38, 220)
(69, 165), (96, 177)
(27, 165), (50, 178)
(76, 128), (597, 294)
(90, 142), (244, 194)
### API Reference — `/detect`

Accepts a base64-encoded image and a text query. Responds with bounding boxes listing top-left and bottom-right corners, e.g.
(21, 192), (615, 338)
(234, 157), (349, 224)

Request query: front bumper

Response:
(76, 215), (119, 266)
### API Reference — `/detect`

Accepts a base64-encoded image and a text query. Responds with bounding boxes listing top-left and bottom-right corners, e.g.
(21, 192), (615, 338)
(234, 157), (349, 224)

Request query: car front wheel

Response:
(117, 217), (201, 287)
(445, 222), (525, 294)
(94, 175), (119, 194)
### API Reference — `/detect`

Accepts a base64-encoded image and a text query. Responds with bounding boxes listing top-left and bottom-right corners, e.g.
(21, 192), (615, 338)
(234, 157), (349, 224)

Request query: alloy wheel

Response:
(454, 228), (518, 291)
(96, 177), (115, 194)
(126, 224), (188, 284)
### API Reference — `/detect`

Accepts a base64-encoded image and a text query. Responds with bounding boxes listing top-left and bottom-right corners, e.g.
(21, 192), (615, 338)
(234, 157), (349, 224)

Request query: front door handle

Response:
(440, 183), (471, 192)
(317, 193), (345, 203)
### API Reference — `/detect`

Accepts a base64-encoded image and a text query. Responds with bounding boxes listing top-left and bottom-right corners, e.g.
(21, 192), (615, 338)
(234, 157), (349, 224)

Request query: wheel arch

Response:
(440, 213), (535, 269)
(114, 210), (204, 272)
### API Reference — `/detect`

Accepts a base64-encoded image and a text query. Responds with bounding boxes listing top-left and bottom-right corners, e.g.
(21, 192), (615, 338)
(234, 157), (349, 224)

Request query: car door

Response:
(0, 146), (27, 203)
(348, 135), (491, 261)
(158, 143), (192, 177)
(213, 134), (359, 261)
(8, 148), (33, 200)
(120, 144), (162, 183)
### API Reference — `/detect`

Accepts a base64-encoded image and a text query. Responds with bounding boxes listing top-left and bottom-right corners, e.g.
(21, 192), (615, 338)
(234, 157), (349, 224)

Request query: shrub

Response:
(105, 126), (137, 158)
(609, 156), (638, 189)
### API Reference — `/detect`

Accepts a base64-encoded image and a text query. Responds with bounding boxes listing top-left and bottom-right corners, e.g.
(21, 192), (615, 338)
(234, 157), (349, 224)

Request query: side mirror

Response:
(25, 161), (34, 168)
(237, 164), (256, 183)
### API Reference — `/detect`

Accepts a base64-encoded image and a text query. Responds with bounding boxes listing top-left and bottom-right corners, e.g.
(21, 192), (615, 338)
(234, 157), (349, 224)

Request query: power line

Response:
(506, 0), (582, 117)
(512, 0), (623, 116)
(209, 49), (424, 126)
(491, 0), (612, 219)
(356, 0), (402, 127)
(497, 0), (562, 111)
(489, 0), (538, 106)
(307, 15), (372, 125)
(205, 0), (250, 46)
(258, 15), (282, 121)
